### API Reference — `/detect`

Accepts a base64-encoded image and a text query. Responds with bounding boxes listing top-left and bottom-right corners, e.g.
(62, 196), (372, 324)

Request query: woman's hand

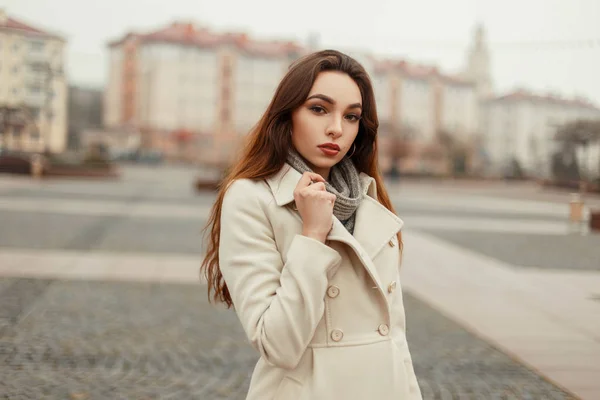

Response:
(293, 172), (336, 243)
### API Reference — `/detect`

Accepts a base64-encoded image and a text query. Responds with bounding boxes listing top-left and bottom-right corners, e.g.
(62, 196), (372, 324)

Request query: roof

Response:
(490, 89), (600, 112)
(0, 13), (65, 41)
(437, 73), (473, 87)
(108, 22), (304, 58)
(374, 59), (473, 86)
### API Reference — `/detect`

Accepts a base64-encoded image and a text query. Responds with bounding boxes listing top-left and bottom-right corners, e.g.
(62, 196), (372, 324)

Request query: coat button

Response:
(388, 281), (397, 293)
(327, 285), (340, 298)
(331, 329), (344, 342)
(378, 324), (389, 336)
(388, 239), (395, 247)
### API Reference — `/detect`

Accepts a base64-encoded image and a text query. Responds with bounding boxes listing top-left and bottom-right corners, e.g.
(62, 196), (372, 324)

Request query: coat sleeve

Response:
(219, 179), (342, 370)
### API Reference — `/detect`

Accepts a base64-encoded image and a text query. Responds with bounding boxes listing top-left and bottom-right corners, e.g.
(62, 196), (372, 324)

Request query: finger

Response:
(305, 172), (326, 184)
(310, 173), (326, 183)
(319, 192), (336, 204)
(307, 182), (326, 192)
(298, 172), (319, 188)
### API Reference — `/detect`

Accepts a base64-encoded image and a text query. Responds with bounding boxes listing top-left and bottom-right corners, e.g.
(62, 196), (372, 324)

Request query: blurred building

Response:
(461, 24), (494, 99)
(67, 85), (103, 150)
(371, 25), (491, 176)
(104, 21), (304, 165)
(481, 90), (600, 178)
(104, 21), (600, 180)
(79, 126), (141, 161)
(373, 60), (479, 175)
(0, 9), (67, 154)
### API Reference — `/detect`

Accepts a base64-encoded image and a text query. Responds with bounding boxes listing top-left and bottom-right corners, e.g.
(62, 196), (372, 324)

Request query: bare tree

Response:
(435, 128), (471, 176)
(382, 122), (417, 177)
(555, 119), (600, 184)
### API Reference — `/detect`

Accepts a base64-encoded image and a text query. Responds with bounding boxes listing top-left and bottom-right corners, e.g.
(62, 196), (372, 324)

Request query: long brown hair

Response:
(200, 49), (402, 308)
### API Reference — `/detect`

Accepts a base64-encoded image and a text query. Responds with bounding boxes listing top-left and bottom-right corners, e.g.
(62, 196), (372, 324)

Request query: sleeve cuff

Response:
(285, 234), (342, 277)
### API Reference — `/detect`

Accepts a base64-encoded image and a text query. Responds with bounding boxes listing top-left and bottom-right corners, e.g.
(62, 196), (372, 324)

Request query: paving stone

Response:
(0, 278), (576, 399)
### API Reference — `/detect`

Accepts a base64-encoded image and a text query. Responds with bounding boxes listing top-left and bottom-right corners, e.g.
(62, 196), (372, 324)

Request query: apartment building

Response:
(373, 60), (478, 174)
(0, 9), (67, 154)
(482, 90), (600, 178)
(105, 22), (303, 164)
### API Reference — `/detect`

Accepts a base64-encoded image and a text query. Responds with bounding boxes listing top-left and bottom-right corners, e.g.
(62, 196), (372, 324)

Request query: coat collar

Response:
(265, 164), (404, 297)
(265, 163), (378, 208)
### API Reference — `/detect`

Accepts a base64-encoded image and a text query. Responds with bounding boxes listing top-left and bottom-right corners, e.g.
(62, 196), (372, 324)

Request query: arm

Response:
(219, 180), (342, 370)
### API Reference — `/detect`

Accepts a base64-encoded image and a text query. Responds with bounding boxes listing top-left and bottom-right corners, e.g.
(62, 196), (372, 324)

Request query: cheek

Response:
(292, 112), (320, 142)
(345, 123), (360, 141)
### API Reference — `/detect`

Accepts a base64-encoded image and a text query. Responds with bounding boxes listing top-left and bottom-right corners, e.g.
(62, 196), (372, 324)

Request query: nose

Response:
(326, 116), (343, 139)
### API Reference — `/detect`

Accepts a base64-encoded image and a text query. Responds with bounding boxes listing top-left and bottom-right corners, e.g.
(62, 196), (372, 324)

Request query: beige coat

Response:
(219, 164), (422, 400)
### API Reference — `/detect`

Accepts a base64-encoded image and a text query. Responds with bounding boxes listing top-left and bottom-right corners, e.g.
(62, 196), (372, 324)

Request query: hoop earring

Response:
(347, 143), (356, 158)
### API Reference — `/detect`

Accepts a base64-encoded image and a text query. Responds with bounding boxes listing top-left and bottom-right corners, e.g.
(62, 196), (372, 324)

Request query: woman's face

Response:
(291, 71), (362, 180)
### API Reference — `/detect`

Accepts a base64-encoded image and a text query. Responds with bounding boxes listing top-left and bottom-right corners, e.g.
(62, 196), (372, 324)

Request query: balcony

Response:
(24, 91), (46, 108)
(24, 72), (46, 87)
(24, 50), (49, 63)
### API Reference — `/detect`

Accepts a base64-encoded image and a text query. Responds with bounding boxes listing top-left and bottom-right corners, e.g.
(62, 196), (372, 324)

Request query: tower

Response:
(464, 24), (493, 98)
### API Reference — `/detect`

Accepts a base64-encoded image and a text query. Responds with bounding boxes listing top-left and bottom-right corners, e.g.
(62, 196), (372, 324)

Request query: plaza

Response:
(0, 165), (598, 399)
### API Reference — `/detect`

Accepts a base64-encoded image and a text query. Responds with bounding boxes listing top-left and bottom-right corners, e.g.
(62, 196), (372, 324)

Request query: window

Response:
(30, 40), (45, 51)
(28, 61), (47, 72)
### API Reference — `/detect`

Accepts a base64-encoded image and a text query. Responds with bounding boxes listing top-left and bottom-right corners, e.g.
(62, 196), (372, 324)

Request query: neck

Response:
(313, 166), (331, 181)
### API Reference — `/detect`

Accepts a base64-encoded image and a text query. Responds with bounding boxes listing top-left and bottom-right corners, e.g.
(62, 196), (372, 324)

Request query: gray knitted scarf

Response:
(286, 148), (365, 234)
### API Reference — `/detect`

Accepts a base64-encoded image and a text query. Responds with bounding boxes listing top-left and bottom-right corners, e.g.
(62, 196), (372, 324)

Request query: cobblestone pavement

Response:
(0, 278), (575, 399)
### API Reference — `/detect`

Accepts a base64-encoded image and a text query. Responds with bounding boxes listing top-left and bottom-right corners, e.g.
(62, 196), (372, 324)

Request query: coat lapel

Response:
(265, 164), (404, 297)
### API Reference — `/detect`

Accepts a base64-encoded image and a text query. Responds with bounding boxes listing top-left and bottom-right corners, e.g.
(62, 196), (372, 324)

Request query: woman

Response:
(201, 49), (422, 400)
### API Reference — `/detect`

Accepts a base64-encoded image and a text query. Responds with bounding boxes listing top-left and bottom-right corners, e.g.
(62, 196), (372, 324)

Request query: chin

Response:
(311, 157), (339, 169)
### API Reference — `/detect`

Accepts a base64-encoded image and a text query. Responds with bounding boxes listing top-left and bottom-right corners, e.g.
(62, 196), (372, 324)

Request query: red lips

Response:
(318, 143), (340, 151)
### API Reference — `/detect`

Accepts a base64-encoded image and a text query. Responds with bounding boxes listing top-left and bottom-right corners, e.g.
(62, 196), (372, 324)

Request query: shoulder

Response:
(222, 178), (273, 209)
(220, 178), (278, 231)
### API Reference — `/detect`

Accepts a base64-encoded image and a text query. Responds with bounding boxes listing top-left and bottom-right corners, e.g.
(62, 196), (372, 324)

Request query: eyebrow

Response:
(306, 93), (362, 110)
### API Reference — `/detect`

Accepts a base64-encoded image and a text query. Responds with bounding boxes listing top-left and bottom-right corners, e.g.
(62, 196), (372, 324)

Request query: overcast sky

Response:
(3, 0), (600, 105)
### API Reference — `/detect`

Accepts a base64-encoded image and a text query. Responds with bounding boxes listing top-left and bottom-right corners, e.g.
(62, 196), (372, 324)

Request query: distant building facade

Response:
(104, 22), (303, 165)
(104, 21), (600, 179)
(373, 60), (479, 175)
(481, 90), (600, 178)
(67, 85), (103, 150)
(0, 9), (67, 154)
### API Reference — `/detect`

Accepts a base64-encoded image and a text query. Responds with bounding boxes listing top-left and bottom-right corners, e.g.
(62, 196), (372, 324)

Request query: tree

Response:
(0, 105), (34, 152)
(555, 119), (600, 183)
(435, 129), (470, 177)
(379, 121), (416, 178)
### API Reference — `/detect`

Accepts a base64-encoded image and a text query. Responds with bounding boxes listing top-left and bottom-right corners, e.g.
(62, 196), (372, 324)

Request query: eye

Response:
(345, 114), (361, 122)
(309, 105), (326, 114)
